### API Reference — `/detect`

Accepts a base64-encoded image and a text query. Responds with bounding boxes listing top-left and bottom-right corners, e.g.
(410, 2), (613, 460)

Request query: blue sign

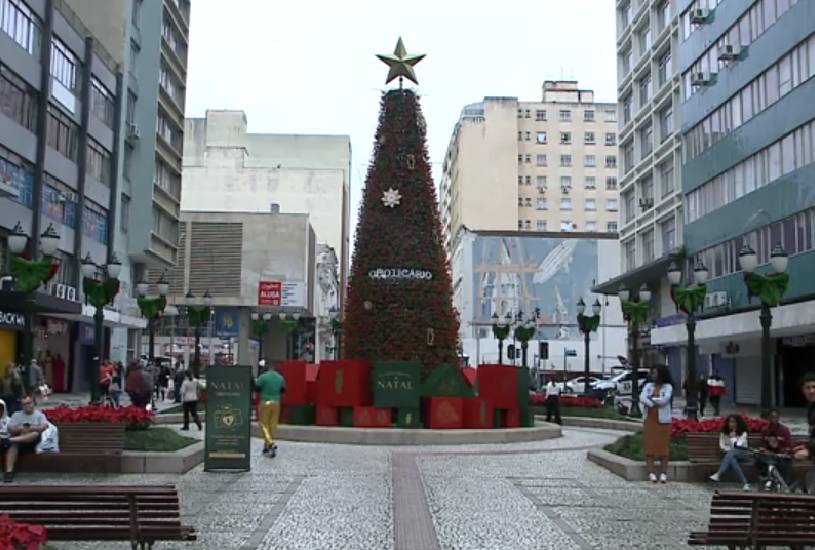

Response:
(215, 307), (239, 338)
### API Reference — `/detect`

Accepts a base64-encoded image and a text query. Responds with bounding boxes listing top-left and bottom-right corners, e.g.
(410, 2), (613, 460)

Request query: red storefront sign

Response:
(258, 281), (281, 305)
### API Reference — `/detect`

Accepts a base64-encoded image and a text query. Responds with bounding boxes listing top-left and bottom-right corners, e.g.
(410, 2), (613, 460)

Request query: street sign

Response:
(507, 344), (516, 360)
(204, 365), (252, 472)
(258, 281), (282, 306)
(565, 348), (578, 357)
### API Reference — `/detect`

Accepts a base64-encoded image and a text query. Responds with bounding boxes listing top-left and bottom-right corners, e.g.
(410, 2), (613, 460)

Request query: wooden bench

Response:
(0, 484), (196, 549)
(689, 491), (815, 549)
(17, 423), (126, 473)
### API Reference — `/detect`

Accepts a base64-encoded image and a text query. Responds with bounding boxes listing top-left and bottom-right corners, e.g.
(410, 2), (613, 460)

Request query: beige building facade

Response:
(440, 81), (620, 255)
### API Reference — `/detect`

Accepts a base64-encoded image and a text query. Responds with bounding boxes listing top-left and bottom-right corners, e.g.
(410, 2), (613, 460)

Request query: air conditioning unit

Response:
(690, 8), (710, 24)
(714, 291), (728, 307)
(639, 197), (654, 209)
(691, 72), (715, 86)
(55, 284), (67, 300)
(126, 123), (141, 142)
(718, 45), (742, 62)
(48, 283), (60, 297)
(704, 294), (716, 309)
(66, 286), (77, 302)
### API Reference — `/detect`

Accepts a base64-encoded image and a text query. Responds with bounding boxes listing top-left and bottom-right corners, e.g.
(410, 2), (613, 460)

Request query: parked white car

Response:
(590, 369), (650, 396)
(559, 376), (601, 394)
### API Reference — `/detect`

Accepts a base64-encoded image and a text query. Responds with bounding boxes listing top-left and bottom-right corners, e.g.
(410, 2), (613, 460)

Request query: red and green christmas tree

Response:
(343, 39), (459, 378)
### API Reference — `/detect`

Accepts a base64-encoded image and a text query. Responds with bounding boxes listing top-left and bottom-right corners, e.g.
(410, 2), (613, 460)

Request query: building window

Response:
(585, 176), (596, 189)
(657, 1), (671, 32)
(42, 173), (76, 227)
(524, 131), (531, 141)
(524, 109), (530, 118)
(584, 155), (596, 167)
(585, 221), (597, 232)
(518, 196), (524, 207)
(155, 158), (181, 200)
(524, 220), (531, 230)
(0, 64), (37, 131)
(152, 205), (178, 243)
(524, 154), (531, 163)
(660, 161), (674, 197)
(159, 62), (184, 106)
(560, 198), (572, 210)
(560, 132), (571, 144)
(623, 142), (634, 171)
(1, 0), (40, 55)
(535, 109), (546, 121)
(624, 190), (635, 222)
(46, 104), (78, 160)
(584, 131), (595, 145)
(638, 26), (652, 56)
(537, 198), (548, 210)
(605, 154), (617, 168)
(50, 38), (78, 92)
(584, 110), (595, 122)
(131, 0), (142, 28)
(638, 73), (652, 106)
(621, 46), (632, 76)
(517, 175), (523, 186)
(536, 154), (547, 166)
(524, 197), (532, 207)
(524, 175), (531, 186)
(162, 14), (188, 61)
(585, 198), (597, 211)
(83, 200), (108, 243)
(607, 221), (618, 233)
(536, 220), (547, 231)
(517, 154), (523, 164)
(605, 109), (617, 123)
(639, 123), (653, 158)
(624, 239), (635, 270)
(661, 218), (676, 253)
(605, 132), (616, 146)
(157, 113), (183, 152)
(536, 131), (547, 144)
(659, 107), (673, 142)
(86, 139), (111, 185)
(560, 154), (572, 167)
(536, 175), (547, 191)
(622, 94), (632, 124)
(560, 176), (572, 189)
(126, 91), (137, 127)
(657, 50), (671, 88)
(560, 220), (573, 232)
(517, 109), (523, 119)
(559, 110), (571, 121)
(518, 220), (523, 229)
(642, 230), (655, 263)
(120, 194), (130, 232)
(606, 176), (618, 190)
(606, 198), (619, 212)
(90, 79), (115, 128)
(640, 175), (654, 203)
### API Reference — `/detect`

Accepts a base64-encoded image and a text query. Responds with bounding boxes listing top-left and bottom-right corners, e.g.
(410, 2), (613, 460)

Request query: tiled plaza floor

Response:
(20, 427), (728, 550)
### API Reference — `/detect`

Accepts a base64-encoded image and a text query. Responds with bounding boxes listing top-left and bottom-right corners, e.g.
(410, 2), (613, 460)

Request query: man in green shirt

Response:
(256, 360), (285, 457)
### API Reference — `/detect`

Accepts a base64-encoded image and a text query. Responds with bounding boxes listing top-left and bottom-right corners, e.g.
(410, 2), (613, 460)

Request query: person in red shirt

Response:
(98, 361), (114, 403)
(755, 408), (793, 488)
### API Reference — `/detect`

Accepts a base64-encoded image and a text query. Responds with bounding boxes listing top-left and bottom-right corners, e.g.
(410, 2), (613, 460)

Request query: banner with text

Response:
(204, 365), (252, 472)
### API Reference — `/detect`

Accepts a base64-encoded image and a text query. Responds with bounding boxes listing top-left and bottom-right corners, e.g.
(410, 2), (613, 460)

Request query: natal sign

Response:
(204, 365), (252, 471)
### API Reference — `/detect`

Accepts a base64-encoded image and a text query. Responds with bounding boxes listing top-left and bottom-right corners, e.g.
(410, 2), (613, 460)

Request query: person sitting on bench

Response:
(2, 396), (48, 483)
(754, 408), (793, 488)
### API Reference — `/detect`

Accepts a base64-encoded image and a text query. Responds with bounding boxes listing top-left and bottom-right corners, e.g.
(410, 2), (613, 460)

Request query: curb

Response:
(560, 416), (641, 432)
(121, 441), (204, 474)
(587, 447), (707, 482)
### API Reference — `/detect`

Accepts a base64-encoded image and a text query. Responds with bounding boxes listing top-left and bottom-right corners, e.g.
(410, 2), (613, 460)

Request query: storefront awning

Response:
(592, 254), (677, 295)
(0, 290), (82, 315)
(48, 306), (147, 329)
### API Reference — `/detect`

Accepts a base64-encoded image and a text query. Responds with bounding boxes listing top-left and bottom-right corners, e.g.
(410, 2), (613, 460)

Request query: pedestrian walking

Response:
(709, 414), (751, 491)
(125, 362), (152, 409)
(1, 367), (23, 415)
(179, 371), (203, 431)
(640, 365), (674, 483)
(255, 361), (285, 458)
(707, 372), (726, 417)
(544, 376), (562, 425)
(173, 361), (185, 403)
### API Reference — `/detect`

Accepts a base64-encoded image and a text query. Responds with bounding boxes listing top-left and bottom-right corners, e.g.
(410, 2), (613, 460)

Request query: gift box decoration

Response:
(424, 397), (464, 429)
(395, 407), (422, 429)
(317, 360), (372, 407)
(286, 404), (315, 426)
(315, 405), (339, 426)
(463, 397), (493, 429)
(279, 360), (308, 405)
(421, 363), (476, 398)
(476, 364), (519, 409)
(373, 360), (421, 408)
(352, 406), (392, 428)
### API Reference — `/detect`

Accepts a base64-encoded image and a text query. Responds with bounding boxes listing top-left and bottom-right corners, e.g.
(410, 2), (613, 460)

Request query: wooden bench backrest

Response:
(752, 494), (815, 546)
(705, 492), (755, 540)
(0, 485), (184, 541)
(53, 423), (126, 454)
(686, 432), (762, 463)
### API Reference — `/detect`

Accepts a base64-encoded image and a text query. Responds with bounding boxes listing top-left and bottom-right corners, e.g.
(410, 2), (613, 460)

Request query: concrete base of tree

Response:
(121, 442), (204, 474)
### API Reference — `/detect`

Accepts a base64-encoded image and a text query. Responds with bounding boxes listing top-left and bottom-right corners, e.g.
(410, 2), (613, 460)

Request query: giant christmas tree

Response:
(343, 39), (459, 379)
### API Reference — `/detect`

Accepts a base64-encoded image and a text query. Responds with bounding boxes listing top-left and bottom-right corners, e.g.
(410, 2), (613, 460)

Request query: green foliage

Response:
(746, 272), (789, 306)
(673, 284), (706, 314)
(83, 278), (120, 308)
(581, 314), (601, 332)
(280, 319), (298, 333)
(604, 432), (688, 461)
(137, 296), (167, 320)
(492, 324), (510, 340)
(124, 427), (198, 452)
(621, 301), (649, 325)
(513, 325), (536, 342)
(188, 305), (209, 326)
(251, 319), (271, 337)
(10, 255), (57, 293)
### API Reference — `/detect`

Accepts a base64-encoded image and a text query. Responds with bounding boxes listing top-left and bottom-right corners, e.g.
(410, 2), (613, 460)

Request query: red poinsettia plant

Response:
(43, 405), (154, 431)
(0, 514), (47, 550)
(671, 415), (769, 439)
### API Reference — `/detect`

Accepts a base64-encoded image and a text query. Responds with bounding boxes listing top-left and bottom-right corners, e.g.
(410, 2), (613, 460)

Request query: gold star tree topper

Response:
(377, 37), (425, 86)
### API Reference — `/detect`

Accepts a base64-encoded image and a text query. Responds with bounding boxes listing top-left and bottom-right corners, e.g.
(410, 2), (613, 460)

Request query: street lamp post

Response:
(251, 311), (273, 363)
(279, 312), (301, 360)
(136, 275), (169, 362)
(618, 283), (651, 418)
(738, 243), (789, 417)
(667, 259), (709, 420)
(513, 312), (537, 369)
(577, 298), (602, 395)
(80, 252), (122, 403)
(7, 221), (60, 391)
(491, 312), (511, 364)
(329, 306), (343, 359)
(185, 290), (211, 378)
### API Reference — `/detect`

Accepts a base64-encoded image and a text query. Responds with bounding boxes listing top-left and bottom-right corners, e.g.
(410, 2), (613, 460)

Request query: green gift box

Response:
(339, 407), (354, 427)
(373, 361), (421, 408)
(287, 404), (315, 425)
(396, 407), (422, 429)
(493, 409), (505, 429)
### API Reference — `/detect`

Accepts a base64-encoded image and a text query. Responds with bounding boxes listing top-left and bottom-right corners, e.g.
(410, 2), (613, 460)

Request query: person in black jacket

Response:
(793, 372), (815, 462)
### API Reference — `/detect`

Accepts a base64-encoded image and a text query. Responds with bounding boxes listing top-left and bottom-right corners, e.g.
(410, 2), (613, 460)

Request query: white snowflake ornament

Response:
(381, 188), (402, 208)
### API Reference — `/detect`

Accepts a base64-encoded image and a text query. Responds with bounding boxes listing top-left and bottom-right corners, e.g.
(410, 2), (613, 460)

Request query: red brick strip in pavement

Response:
(392, 452), (441, 550)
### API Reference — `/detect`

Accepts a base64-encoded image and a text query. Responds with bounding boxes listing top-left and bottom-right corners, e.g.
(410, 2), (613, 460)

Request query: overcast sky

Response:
(185, 0), (617, 233)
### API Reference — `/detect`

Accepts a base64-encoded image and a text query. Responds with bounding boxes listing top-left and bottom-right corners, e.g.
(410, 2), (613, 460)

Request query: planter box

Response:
(373, 360), (421, 408)
(395, 407), (422, 429)
(352, 406), (392, 428)
(424, 397), (464, 429)
(279, 360), (308, 405)
(317, 360), (372, 407)
(463, 397), (493, 429)
(315, 405), (338, 426)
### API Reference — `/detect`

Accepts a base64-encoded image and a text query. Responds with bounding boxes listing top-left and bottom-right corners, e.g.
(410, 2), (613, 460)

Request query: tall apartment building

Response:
(594, 0), (685, 379)
(439, 81), (620, 256)
(649, 0), (815, 406)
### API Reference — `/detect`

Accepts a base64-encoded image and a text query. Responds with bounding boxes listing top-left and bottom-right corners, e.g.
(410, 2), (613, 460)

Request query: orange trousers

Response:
(258, 400), (280, 447)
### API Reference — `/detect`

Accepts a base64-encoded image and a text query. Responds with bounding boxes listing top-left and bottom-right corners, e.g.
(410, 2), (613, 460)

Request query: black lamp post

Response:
(667, 259), (709, 421)
(738, 243), (789, 417)
(136, 275), (169, 362)
(279, 312), (301, 359)
(618, 283), (651, 417)
(185, 290), (211, 378)
(80, 252), (121, 403)
(513, 312), (537, 368)
(329, 306), (343, 359)
(577, 298), (602, 395)
(7, 221), (60, 392)
(491, 312), (511, 364)
(251, 311), (273, 363)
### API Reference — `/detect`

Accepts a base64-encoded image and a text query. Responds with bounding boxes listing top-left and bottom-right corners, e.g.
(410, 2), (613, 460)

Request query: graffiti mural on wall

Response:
(473, 235), (600, 341)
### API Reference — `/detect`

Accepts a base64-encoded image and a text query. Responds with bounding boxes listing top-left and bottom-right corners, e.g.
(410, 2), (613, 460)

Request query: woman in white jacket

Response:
(709, 414), (751, 490)
(640, 365), (674, 483)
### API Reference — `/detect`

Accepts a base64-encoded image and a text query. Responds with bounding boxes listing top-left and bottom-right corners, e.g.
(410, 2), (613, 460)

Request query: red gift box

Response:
(279, 405), (292, 424)
(424, 397), (464, 429)
(306, 363), (319, 403)
(352, 406), (392, 428)
(317, 360), (372, 407)
(476, 364), (519, 409)
(504, 408), (521, 428)
(315, 405), (339, 426)
(280, 360), (308, 405)
(463, 397), (493, 429)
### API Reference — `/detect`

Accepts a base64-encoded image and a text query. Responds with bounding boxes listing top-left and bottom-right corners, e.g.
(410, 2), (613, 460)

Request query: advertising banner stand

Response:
(204, 365), (253, 472)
